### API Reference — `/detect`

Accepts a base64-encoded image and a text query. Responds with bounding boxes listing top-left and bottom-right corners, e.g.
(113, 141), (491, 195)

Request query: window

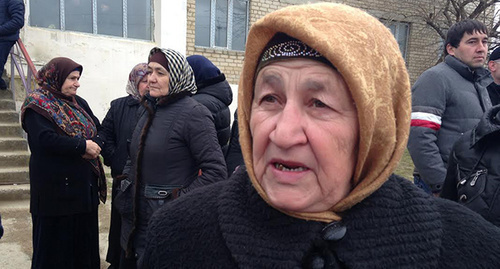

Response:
(195, 0), (249, 51)
(383, 21), (409, 60)
(29, 0), (152, 40)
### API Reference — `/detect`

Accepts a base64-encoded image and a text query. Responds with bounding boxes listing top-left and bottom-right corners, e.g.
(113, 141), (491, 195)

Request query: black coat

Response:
(192, 74), (232, 154)
(0, 0), (25, 41)
(143, 168), (500, 268)
(442, 105), (500, 226)
(225, 109), (243, 175)
(99, 95), (141, 178)
(487, 82), (500, 107)
(117, 94), (227, 260)
(24, 95), (102, 216)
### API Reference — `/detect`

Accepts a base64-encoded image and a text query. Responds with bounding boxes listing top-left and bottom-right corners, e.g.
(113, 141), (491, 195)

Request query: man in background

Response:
(487, 46), (500, 106)
(408, 19), (492, 195)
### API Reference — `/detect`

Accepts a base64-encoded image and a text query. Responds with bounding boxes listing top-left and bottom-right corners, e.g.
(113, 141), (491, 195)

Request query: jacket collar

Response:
(445, 55), (489, 82)
(126, 95), (140, 106)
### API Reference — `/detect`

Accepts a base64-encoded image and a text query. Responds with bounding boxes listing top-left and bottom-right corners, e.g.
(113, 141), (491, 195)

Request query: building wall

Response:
(185, 0), (443, 89)
(15, 0), (184, 121)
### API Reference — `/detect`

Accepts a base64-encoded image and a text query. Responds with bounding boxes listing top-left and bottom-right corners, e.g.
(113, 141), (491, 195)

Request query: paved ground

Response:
(0, 186), (112, 269)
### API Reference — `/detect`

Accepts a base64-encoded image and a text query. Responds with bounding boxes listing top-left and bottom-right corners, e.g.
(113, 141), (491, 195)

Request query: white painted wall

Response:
(18, 0), (188, 121)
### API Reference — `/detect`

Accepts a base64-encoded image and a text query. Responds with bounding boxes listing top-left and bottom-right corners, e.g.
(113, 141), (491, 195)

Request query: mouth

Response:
(273, 162), (308, 172)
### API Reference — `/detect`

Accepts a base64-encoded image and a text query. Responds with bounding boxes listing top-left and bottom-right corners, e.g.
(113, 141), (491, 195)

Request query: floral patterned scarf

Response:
(21, 57), (107, 203)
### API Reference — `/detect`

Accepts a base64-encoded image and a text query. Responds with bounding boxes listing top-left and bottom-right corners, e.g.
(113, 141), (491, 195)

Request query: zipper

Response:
(470, 169), (487, 187)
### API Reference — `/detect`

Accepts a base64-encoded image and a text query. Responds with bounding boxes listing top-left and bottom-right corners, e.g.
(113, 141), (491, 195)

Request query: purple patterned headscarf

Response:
(126, 63), (149, 100)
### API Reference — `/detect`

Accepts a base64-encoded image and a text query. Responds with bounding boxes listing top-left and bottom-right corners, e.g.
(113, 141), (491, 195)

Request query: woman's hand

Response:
(82, 140), (101, 159)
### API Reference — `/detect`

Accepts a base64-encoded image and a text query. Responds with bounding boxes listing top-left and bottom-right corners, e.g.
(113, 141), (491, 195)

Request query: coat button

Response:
(310, 255), (325, 269)
(321, 221), (347, 241)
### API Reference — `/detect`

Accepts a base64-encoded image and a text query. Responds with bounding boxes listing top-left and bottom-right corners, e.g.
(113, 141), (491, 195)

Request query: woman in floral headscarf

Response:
(21, 57), (105, 268)
(114, 48), (227, 267)
(99, 63), (149, 269)
(142, 3), (500, 268)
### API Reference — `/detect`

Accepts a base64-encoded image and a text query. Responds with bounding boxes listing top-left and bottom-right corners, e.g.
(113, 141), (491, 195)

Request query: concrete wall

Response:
(16, 0), (187, 121)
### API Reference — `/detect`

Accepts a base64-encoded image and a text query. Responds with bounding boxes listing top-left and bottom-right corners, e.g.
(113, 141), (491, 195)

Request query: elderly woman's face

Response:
(250, 58), (359, 213)
(61, 70), (81, 97)
(147, 62), (170, 98)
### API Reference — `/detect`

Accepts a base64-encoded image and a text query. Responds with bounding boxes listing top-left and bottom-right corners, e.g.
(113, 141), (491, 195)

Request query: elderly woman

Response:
(99, 63), (149, 268)
(21, 57), (105, 268)
(142, 3), (500, 268)
(115, 48), (227, 267)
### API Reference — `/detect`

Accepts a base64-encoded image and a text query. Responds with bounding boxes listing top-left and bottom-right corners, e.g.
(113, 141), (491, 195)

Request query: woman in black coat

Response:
(99, 63), (149, 269)
(114, 48), (227, 267)
(142, 4), (500, 268)
(21, 57), (106, 268)
(187, 55), (233, 155)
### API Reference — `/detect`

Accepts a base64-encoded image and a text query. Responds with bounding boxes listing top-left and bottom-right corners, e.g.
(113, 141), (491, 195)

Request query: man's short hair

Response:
(444, 19), (488, 56)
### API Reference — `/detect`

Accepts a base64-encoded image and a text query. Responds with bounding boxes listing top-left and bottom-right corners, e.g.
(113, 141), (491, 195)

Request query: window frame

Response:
(382, 20), (410, 61)
(198, 0), (249, 51)
(32, 0), (153, 40)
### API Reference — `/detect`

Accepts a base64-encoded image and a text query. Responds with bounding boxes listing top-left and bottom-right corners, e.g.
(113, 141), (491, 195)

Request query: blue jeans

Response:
(413, 174), (432, 194)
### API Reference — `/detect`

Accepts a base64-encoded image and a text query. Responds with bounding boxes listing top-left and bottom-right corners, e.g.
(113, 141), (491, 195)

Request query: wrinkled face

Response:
(60, 70), (81, 97)
(147, 62), (170, 97)
(250, 58), (359, 213)
(447, 31), (488, 69)
(137, 75), (149, 97)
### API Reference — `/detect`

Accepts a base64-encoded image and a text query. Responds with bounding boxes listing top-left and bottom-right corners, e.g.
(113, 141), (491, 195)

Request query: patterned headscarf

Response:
(21, 57), (107, 203)
(125, 63), (148, 100)
(238, 3), (411, 223)
(148, 47), (197, 96)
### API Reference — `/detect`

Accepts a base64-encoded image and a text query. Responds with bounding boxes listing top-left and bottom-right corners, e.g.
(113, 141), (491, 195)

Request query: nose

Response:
(75, 80), (80, 87)
(269, 101), (307, 149)
(148, 73), (156, 84)
(478, 42), (487, 52)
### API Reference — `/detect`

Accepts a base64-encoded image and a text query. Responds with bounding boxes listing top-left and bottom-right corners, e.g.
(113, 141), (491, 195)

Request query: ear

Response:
(446, 44), (455, 56)
(488, 61), (495, 72)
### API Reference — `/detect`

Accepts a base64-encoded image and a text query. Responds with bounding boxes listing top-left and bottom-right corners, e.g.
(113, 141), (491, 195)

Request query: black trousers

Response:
(31, 210), (100, 269)
(0, 40), (16, 88)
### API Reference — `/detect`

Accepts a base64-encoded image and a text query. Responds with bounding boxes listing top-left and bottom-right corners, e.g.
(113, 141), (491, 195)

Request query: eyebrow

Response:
(304, 80), (326, 92)
(148, 66), (167, 72)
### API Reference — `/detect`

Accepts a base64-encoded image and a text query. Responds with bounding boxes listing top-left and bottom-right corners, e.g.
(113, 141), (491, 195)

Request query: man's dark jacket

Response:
(0, 0), (25, 41)
(442, 105), (500, 226)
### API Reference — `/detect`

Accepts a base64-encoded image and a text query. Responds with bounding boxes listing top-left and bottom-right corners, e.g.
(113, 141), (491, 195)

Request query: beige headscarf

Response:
(238, 3), (411, 223)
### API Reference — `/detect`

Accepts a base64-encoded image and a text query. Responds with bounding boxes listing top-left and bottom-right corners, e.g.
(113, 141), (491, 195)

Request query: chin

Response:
(267, 194), (313, 213)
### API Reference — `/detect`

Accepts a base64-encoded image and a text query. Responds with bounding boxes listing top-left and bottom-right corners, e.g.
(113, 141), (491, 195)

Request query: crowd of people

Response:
(3, 1), (500, 269)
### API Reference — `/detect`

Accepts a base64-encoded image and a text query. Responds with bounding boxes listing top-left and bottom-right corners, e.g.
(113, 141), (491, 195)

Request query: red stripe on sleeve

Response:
(411, 119), (440, 131)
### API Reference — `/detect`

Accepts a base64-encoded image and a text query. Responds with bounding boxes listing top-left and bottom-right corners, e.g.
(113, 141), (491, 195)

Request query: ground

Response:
(0, 180), (112, 269)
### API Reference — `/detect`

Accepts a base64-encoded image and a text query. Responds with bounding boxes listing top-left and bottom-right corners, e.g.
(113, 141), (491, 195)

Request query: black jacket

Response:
(225, 109), (243, 175)
(0, 0), (25, 41)
(442, 105), (500, 226)
(24, 95), (102, 216)
(143, 168), (500, 268)
(99, 95), (141, 178)
(116, 94), (227, 260)
(192, 73), (232, 154)
(487, 82), (500, 107)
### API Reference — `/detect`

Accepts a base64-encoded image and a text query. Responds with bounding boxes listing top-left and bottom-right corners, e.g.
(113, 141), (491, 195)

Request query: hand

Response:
(82, 140), (101, 159)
